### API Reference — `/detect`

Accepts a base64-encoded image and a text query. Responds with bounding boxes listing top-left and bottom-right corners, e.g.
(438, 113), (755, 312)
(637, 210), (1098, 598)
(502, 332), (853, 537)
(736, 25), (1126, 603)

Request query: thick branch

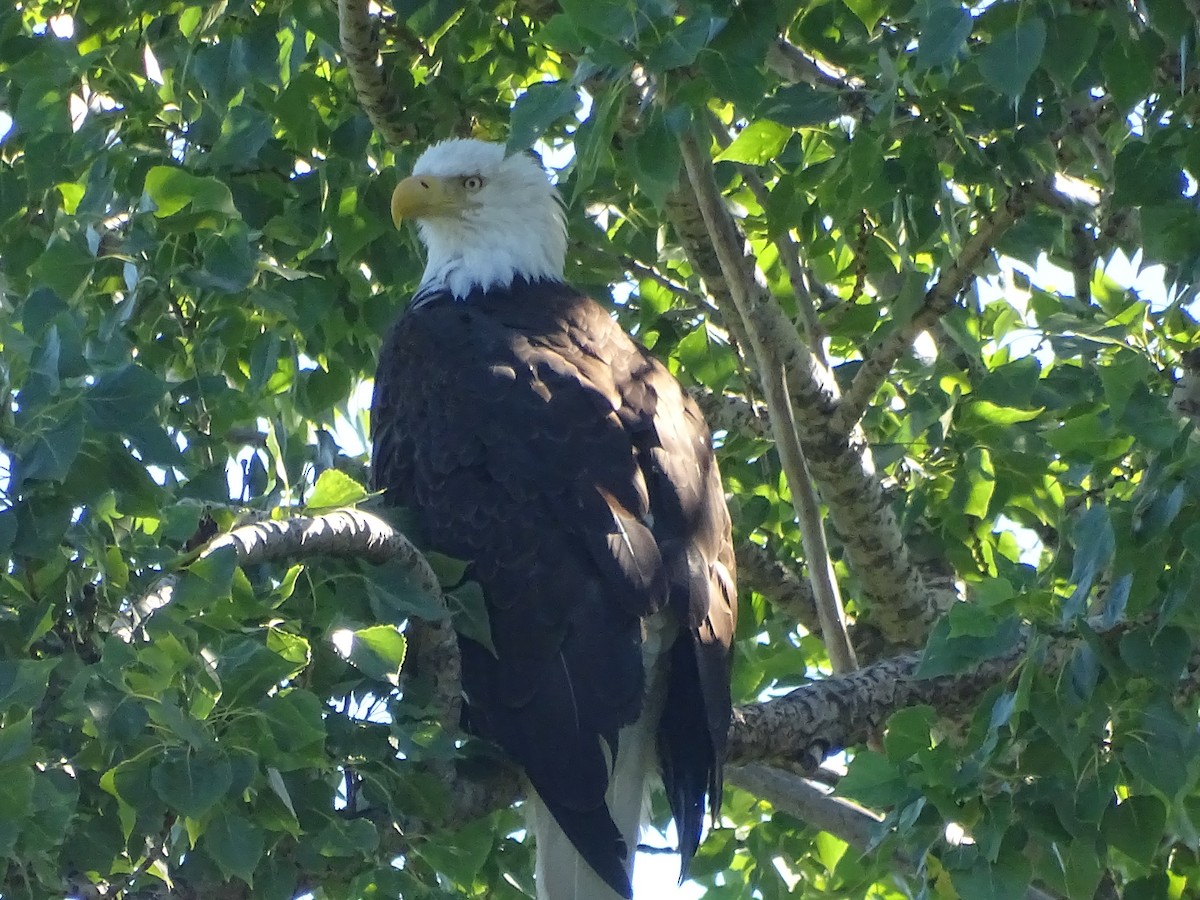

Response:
(727, 645), (1022, 765)
(835, 185), (1033, 434)
(765, 38), (863, 95)
(689, 387), (769, 442)
(338, 0), (412, 149)
(179, 510), (461, 737)
(676, 131), (949, 647)
(187, 507), (1140, 900)
(679, 131), (857, 674)
(208, 508), (428, 571)
(728, 764), (882, 847)
(735, 540), (820, 635)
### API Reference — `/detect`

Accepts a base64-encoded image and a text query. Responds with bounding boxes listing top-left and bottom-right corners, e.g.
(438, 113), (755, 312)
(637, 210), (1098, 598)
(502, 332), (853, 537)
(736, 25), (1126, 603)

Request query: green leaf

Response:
(918, 610), (1022, 677)
(629, 104), (683, 208)
(759, 84), (841, 128)
(146, 698), (215, 750)
(205, 811), (266, 884)
(841, 0), (887, 31)
(144, 166), (239, 218)
(558, 0), (638, 42)
(0, 509), (16, 558)
(19, 413), (84, 483)
(646, 13), (726, 71)
(367, 559), (448, 621)
(175, 547), (238, 609)
(837, 751), (909, 807)
(978, 17), (1047, 98)
(1120, 625), (1191, 686)
(217, 632), (311, 706)
(150, 750), (233, 818)
(258, 689), (327, 766)
(1113, 142), (1186, 206)
(507, 82), (579, 154)
(1062, 505), (1114, 620)
(29, 238), (95, 299)
(950, 848), (1032, 900)
(311, 817), (379, 857)
(916, 1), (973, 69)
(960, 399), (1043, 426)
(423, 551), (469, 588)
(1122, 702), (1199, 797)
(1046, 412), (1135, 459)
(342, 624), (407, 685)
(1041, 13), (1099, 85)
(416, 815), (497, 884)
(209, 106), (273, 172)
(447, 581), (496, 655)
(305, 469), (369, 511)
(536, 13), (586, 53)
(715, 120), (792, 165)
(86, 364), (165, 430)
(0, 764), (34, 821)
(1102, 795), (1167, 866)
(570, 82), (624, 202)
(675, 322), (737, 391)
(883, 705), (935, 762)
(0, 658), (59, 713)
(963, 447), (995, 518)
(1100, 35), (1160, 111)
(193, 221), (258, 293)
(0, 714), (33, 766)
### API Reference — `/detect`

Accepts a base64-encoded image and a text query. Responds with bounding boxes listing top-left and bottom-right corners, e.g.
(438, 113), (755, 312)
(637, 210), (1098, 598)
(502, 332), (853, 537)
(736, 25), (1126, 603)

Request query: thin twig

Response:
(736, 162), (829, 364)
(728, 765), (1063, 900)
(834, 184), (1033, 434)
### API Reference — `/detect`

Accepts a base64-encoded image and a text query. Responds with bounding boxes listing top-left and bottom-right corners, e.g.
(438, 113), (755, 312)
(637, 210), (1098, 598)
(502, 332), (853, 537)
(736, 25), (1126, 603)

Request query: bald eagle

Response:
(371, 139), (737, 900)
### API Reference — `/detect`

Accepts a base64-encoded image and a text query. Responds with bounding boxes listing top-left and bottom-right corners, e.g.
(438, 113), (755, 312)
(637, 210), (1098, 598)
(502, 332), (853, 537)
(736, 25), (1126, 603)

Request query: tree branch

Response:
(1170, 348), (1200, 429)
(726, 645), (1023, 765)
(678, 130), (857, 674)
(675, 131), (950, 647)
(728, 764), (1062, 900)
(179, 510), (1155, 900)
(338, 0), (412, 149)
(689, 387), (769, 442)
(735, 540), (820, 635)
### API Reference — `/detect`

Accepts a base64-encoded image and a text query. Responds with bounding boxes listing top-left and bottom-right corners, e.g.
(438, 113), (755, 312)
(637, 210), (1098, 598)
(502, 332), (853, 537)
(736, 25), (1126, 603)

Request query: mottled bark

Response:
(337, 0), (412, 149)
(735, 540), (820, 636)
(726, 646), (1023, 765)
(675, 133), (952, 646)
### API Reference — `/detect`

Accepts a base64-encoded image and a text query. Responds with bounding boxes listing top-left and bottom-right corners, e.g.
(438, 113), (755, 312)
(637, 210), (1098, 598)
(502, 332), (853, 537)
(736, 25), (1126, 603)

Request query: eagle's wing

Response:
(371, 279), (736, 897)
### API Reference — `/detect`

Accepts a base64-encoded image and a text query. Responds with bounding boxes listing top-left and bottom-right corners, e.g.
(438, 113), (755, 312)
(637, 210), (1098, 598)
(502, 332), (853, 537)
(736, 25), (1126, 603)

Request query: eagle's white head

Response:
(391, 139), (567, 300)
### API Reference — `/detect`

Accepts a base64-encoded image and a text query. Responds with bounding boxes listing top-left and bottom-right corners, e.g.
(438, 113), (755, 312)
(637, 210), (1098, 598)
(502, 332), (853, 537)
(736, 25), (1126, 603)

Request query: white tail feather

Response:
(531, 710), (656, 900)
(532, 613), (675, 900)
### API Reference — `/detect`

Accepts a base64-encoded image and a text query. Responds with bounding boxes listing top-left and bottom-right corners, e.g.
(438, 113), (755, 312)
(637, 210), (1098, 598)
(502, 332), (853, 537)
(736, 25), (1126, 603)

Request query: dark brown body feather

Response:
(371, 277), (737, 897)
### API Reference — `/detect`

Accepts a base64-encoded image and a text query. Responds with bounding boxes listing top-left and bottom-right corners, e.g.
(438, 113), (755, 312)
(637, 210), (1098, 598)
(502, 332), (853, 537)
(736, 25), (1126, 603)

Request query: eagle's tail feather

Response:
(531, 711), (656, 900)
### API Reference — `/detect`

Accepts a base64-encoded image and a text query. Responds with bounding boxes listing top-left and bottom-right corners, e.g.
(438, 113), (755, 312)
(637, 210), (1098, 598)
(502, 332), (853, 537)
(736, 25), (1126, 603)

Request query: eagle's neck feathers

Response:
(418, 210), (565, 300)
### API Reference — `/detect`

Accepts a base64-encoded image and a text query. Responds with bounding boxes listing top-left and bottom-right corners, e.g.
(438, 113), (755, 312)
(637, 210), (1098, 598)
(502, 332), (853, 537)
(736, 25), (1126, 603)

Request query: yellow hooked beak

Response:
(391, 175), (459, 227)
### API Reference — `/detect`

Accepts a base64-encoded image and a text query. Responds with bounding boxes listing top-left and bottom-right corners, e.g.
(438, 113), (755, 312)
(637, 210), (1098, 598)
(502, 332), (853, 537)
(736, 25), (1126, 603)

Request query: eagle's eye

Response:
(462, 175), (485, 192)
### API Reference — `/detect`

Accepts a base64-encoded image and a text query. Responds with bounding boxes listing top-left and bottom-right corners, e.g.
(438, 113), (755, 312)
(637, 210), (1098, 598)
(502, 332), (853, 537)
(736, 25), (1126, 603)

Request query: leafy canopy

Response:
(0, 0), (1198, 898)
